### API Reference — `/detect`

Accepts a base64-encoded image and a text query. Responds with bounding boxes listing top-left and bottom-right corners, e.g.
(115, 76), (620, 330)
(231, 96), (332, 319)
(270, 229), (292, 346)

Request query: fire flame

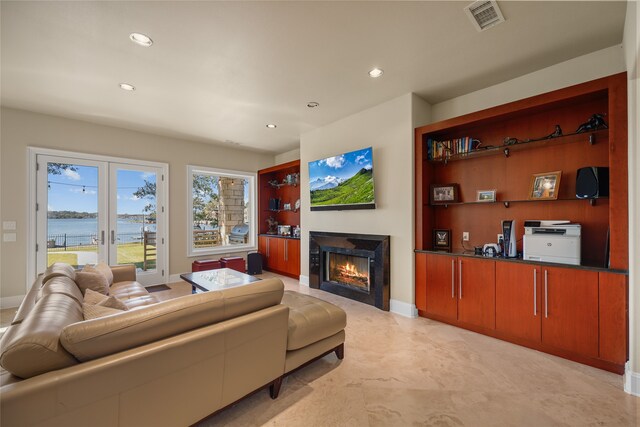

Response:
(340, 262), (367, 278)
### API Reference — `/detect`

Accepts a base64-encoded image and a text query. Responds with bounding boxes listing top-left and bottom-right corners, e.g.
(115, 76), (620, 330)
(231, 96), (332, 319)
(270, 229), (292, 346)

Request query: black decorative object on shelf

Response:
(546, 124), (563, 139)
(576, 114), (608, 133)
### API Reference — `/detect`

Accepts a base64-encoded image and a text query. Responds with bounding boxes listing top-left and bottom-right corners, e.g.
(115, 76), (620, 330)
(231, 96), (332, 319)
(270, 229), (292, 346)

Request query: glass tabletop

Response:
(180, 268), (260, 292)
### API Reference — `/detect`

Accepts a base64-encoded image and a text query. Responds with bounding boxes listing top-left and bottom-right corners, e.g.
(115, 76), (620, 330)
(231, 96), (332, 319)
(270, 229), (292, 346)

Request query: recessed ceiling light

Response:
(368, 68), (384, 78)
(129, 32), (153, 47)
(119, 83), (136, 91)
(266, 124), (277, 129)
(307, 101), (320, 108)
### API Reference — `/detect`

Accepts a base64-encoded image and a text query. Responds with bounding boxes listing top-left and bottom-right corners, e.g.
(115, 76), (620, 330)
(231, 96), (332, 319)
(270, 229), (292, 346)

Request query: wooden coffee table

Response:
(180, 268), (260, 293)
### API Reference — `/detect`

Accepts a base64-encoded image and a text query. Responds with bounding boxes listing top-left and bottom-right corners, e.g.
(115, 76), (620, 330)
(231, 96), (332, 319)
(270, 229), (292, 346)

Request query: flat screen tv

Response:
(309, 147), (375, 211)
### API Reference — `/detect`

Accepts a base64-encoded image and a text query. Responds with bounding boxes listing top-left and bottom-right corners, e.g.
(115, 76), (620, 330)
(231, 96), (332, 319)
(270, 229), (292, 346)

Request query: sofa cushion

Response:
(60, 278), (284, 362)
(75, 271), (110, 295)
(42, 262), (76, 283)
(0, 294), (82, 379)
(83, 303), (124, 320)
(281, 291), (347, 351)
(11, 275), (44, 325)
(82, 262), (114, 286)
(37, 276), (84, 305)
(123, 295), (159, 310)
(110, 281), (150, 300)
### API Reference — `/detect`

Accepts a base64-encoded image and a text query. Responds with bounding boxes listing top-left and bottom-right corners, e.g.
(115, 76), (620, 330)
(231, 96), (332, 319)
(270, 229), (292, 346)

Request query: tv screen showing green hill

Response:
(309, 147), (375, 210)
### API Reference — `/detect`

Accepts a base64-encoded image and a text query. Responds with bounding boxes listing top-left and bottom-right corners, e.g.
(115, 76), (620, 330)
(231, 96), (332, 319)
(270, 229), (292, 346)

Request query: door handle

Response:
(451, 259), (455, 299)
(458, 259), (462, 299)
(533, 269), (537, 316)
(285, 240), (288, 261)
(544, 269), (548, 318)
(111, 230), (115, 244)
(266, 239), (269, 257)
(100, 230), (105, 245)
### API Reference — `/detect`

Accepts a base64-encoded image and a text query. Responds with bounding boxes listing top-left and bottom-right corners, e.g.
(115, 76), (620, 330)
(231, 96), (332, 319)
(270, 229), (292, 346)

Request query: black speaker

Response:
(247, 252), (263, 275)
(576, 167), (609, 199)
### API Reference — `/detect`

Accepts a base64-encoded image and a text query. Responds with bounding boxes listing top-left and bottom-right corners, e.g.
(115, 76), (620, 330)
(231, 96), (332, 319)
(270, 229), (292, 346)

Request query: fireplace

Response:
(310, 231), (390, 311)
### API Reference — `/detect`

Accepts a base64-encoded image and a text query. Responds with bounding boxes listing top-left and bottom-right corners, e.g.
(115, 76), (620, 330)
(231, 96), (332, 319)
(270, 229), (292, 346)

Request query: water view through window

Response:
(46, 163), (157, 270)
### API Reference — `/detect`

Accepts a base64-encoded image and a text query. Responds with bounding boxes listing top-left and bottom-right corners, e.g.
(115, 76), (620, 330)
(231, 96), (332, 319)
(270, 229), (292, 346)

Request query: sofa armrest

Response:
(110, 264), (136, 283)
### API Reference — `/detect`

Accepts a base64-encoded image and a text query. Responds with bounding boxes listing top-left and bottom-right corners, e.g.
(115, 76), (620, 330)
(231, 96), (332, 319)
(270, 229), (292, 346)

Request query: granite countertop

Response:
(414, 248), (628, 274)
(259, 233), (300, 240)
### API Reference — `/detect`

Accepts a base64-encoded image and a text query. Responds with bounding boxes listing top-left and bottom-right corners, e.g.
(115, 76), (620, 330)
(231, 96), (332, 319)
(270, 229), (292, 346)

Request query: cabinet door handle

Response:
(111, 230), (115, 244)
(544, 269), (548, 318)
(451, 259), (455, 299)
(285, 240), (288, 261)
(267, 239), (270, 257)
(458, 259), (462, 299)
(533, 269), (537, 316)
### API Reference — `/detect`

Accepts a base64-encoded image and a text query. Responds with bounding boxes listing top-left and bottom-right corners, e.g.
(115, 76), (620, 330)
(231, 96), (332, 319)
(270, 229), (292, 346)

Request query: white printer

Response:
(523, 220), (581, 265)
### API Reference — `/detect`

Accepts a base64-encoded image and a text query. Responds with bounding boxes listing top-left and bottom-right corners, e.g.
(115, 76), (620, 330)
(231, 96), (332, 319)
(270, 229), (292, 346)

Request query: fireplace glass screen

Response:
(326, 252), (370, 292)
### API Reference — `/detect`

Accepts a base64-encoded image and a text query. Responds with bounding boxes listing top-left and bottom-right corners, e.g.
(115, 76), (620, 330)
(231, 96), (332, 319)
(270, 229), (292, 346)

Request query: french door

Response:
(35, 152), (167, 286)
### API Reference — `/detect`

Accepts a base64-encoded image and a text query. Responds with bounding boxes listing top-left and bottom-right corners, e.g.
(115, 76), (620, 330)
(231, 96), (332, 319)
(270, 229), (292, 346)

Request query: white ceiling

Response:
(1, 1), (627, 154)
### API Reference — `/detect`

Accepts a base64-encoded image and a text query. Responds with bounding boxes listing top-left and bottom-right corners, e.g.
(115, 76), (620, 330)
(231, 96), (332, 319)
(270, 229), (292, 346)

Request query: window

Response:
(187, 165), (256, 256)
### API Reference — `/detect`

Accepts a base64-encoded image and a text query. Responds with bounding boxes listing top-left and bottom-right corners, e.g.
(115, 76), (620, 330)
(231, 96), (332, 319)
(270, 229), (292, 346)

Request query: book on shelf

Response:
(426, 137), (479, 160)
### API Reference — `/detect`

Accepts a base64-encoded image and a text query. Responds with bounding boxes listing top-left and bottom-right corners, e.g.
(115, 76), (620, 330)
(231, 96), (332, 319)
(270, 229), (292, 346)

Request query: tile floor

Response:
(1, 272), (638, 426)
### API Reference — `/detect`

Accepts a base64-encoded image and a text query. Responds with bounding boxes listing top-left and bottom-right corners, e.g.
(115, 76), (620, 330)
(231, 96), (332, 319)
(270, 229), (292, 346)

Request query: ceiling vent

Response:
(464, 0), (505, 32)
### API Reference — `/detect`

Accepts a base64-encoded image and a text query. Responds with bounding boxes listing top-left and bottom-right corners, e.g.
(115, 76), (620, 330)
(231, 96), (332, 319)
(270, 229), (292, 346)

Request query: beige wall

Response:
(300, 93), (429, 311)
(623, 0), (639, 381)
(0, 108), (274, 300)
(431, 45), (626, 122)
(274, 148), (300, 164)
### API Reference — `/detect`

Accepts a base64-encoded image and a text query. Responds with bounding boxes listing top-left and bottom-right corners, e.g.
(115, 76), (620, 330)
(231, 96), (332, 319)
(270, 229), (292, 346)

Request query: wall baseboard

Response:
(299, 275), (310, 286)
(624, 362), (640, 396)
(168, 273), (183, 284)
(390, 299), (418, 318)
(0, 294), (25, 309)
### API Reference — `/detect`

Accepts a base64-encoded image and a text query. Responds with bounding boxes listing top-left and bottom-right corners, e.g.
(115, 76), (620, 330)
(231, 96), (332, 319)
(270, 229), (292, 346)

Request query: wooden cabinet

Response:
(425, 253), (457, 321)
(287, 238), (301, 277)
(423, 254), (495, 328)
(457, 257), (495, 329)
(414, 73), (629, 374)
(259, 235), (300, 278)
(415, 253), (427, 312)
(541, 267), (598, 357)
(598, 272), (628, 364)
(419, 252), (627, 373)
(258, 160), (301, 279)
(496, 262), (541, 342)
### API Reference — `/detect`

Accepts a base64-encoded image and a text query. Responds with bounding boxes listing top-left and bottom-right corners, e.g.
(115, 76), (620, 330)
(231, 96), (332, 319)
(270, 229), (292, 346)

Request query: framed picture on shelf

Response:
(529, 171), (562, 200)
(430, 184), (459, 205)
(476, 189), (496, 202)
(433, 229), (451, 251)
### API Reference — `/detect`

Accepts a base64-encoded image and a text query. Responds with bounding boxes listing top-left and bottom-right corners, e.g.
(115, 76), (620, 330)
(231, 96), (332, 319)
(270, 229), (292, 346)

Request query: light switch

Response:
(2, 221), (16, 230)
(3, 233), (17, 242)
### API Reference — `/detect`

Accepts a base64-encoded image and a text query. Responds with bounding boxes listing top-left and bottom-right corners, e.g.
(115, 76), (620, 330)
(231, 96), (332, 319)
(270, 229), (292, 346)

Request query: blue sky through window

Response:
(47, 165), (155, 214)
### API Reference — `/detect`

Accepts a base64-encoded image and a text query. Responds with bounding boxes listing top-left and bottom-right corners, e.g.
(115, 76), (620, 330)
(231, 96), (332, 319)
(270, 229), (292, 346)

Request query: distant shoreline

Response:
(48, 211), (154, 222)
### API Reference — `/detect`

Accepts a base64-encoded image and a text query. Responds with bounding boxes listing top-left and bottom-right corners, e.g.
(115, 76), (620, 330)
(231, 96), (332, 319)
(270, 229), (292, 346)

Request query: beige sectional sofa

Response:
(0, 263), (346, 426)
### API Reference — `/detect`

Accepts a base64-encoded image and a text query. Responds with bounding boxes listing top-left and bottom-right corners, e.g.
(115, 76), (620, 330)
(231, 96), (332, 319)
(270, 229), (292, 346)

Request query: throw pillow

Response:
(82, 262), (114, 286)
(83, 303), (124, 320)
(75, 271), (110, 296)
(83, 288), (108, 305)
(84, 288), (129, 311)
(98, 295), (129, 311)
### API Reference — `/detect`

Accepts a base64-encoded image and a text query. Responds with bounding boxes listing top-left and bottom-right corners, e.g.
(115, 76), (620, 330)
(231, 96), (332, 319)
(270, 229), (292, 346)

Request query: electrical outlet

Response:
(497, 233), (504, 243)
(463, 232), (470, 241)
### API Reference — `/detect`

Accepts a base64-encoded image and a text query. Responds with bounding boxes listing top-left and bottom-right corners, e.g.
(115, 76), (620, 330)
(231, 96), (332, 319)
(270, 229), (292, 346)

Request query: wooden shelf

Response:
(427, 198), (605, 208)
(428, 129), (607, 164)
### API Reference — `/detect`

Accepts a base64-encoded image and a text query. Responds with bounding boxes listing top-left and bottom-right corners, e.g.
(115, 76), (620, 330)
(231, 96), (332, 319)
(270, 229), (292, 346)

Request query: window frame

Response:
(186, 165), (257, 257)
